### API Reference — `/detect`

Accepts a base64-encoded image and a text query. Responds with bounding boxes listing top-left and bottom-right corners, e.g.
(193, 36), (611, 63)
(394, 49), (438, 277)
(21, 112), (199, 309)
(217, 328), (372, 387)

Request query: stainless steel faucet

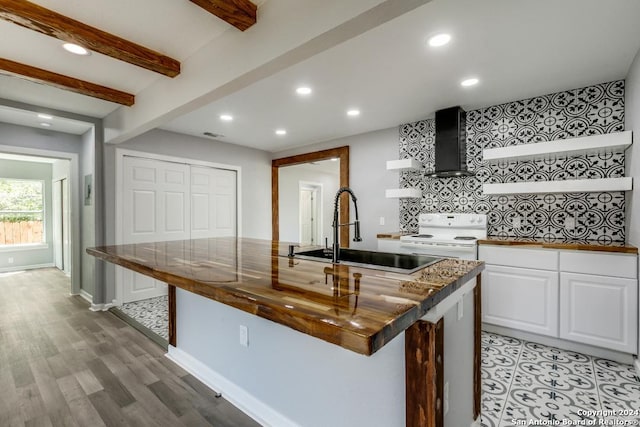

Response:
(332, 187), (362, 263)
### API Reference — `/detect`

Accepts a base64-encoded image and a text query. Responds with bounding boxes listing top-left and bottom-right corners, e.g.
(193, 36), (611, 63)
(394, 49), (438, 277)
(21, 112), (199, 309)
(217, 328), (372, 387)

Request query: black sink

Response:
(293, 248), (442, 274)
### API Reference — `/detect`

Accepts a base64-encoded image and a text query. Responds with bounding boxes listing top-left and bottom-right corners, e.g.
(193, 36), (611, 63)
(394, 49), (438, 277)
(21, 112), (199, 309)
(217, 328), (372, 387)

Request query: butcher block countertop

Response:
(478, 236), (638, 254)
(88, 238), (483, 355)
(376, 232), (409, 240)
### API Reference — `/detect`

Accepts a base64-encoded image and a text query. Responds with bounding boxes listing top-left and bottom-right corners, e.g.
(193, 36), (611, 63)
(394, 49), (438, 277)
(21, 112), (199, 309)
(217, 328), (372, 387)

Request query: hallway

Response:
(0, 268), (259, 427)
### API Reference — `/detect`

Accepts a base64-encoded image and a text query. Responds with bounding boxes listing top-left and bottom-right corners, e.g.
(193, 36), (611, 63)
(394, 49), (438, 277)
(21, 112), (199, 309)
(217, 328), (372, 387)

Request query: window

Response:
(0, 179), (45, 245)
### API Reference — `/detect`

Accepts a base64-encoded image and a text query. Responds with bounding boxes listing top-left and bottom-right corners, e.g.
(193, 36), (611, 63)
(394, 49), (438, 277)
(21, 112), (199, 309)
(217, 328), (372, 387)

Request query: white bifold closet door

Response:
(120, 157), (237, 303)
(190, 165), (236, 239)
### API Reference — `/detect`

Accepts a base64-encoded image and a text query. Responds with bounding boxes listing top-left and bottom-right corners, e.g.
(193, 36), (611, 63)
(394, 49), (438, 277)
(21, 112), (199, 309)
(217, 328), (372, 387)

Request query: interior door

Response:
(52, 180), (63, 270)
(299, 188), (314, 245)
(121, 156), (190, 303)
(61, 178), (70, 274)
(190, 166), (237, 239)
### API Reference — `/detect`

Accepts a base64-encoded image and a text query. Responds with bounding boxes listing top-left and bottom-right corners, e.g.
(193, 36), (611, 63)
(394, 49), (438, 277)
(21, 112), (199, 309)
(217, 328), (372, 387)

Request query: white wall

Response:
(625, 46), (640, 371)
(273, 127), (400, 250)
(52, 159), (70, 182)
(626, 47), (640, 247)
(0, 158), (53, 270)
(103, 129), (272, 302)
(278, 165), (339, 244)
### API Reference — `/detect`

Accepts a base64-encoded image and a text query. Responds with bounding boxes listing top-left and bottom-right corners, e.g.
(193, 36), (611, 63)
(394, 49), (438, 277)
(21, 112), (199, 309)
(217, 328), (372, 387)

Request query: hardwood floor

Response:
(0, 268), (261, 427)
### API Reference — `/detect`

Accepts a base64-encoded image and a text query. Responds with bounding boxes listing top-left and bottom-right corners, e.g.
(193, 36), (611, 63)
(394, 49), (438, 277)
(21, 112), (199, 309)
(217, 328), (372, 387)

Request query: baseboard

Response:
(0, 263), (54, 273)
(89, 300), (116, 312)
(635, 358), (640, 378)
(483, 324), (635, 364)
(166, 346), (298, 427)
(79, 290), (93, 304)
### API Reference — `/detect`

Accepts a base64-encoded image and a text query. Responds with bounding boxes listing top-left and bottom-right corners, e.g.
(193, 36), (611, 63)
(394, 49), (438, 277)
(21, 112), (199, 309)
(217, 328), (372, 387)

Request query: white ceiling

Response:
(0, 0), (639, 152)
(162, 0), (640, 152)
(0, 105), (93, 135)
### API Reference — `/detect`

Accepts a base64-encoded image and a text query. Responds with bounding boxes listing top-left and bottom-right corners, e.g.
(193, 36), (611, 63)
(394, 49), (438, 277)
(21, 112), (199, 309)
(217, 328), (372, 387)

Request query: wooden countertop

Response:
(478, 236), (638, 254)
(376, 232), (409, 240)
(88, 238), (483, 356)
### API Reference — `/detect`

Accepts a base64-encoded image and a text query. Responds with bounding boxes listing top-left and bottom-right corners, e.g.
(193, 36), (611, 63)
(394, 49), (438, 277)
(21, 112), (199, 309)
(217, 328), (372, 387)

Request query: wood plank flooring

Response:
(0, 268), (261, 427)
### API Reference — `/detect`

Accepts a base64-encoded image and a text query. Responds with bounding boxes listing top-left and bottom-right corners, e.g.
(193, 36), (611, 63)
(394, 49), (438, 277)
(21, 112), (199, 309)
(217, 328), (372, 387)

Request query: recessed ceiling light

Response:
(38, 114), (53, 120)
(62, 43), (90, 56)
(219, 114), (233, 121)
(40, 122), (51, 127)
(347, 109), (360, 117)
(275, 129), (287, 135)
(428, 33), (451, 47)
(460, 77), (479, 87)
(296, 87), (312, 95)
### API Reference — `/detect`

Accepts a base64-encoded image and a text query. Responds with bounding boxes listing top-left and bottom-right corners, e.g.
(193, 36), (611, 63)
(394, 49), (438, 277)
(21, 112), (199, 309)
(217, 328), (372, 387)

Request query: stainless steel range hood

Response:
(431, 106), (473, 178)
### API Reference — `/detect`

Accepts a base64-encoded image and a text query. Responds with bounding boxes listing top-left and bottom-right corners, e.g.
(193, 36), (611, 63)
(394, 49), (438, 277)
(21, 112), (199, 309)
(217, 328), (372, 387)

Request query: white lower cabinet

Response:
(480, 244), (638, 355)
(483, 265), (558, 337)
(560, 272), (638, 353)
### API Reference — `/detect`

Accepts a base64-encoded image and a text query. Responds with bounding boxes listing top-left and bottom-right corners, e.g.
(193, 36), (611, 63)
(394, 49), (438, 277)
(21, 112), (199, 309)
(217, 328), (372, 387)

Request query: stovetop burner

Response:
(454, 236), (477, 241)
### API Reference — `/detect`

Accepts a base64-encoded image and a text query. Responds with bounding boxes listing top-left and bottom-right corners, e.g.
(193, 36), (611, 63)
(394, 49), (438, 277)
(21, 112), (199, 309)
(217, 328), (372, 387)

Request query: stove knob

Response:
(476, 216), (484, 224)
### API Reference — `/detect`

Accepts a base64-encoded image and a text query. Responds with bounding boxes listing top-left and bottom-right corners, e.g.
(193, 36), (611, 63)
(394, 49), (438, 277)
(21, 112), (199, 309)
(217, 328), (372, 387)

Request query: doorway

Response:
(0, 150), (77, 295)
(299, 183), (322, 246)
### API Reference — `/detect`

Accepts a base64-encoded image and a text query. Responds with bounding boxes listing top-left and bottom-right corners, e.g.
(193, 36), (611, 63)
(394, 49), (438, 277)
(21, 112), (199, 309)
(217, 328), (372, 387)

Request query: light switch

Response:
(379, 216), (385, 226)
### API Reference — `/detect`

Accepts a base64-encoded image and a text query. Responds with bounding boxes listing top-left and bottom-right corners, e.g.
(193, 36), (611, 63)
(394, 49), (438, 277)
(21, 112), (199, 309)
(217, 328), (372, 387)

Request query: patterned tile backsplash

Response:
(398, 80), (626, 242)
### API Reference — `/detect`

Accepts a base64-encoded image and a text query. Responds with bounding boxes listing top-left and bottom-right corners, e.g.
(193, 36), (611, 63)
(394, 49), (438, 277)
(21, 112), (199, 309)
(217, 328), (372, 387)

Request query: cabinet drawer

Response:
(479, 245), (558, 270)
(560, 251), (637, 279)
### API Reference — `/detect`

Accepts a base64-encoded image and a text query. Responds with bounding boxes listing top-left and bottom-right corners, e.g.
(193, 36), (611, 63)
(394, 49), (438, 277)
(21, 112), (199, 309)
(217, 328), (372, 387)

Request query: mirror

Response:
(272, 146), (349, 248)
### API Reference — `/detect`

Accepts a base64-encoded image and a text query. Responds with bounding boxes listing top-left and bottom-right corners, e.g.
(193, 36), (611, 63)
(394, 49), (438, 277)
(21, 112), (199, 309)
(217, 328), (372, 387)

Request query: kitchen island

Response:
(88, 237), (484, 427)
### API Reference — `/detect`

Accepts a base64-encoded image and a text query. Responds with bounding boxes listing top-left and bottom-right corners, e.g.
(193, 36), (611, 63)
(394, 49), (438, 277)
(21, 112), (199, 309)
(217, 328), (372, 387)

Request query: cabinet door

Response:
(482, 265), (559, 337)
(560, 272), (638, 353)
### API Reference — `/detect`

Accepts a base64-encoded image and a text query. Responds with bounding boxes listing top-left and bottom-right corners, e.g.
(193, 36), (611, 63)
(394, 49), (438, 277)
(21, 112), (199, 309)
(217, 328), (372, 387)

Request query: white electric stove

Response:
(399, 213), (487, 260)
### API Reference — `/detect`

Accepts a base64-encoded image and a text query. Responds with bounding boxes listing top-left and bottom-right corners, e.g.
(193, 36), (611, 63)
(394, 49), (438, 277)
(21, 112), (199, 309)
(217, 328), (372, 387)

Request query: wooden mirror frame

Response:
(272, 146), (350, 247)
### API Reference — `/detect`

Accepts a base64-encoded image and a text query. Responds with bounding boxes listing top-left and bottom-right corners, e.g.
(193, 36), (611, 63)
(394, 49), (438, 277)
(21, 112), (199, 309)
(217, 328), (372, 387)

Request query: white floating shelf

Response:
(483, 131), (632, 163)
(386, 159), (422, 171)
(483, 177), (633, 195)
(385, 188), (422, 198)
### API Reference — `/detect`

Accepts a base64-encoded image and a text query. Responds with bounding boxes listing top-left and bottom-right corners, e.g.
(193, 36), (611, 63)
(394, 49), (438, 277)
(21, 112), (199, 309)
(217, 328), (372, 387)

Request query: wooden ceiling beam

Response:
(189, 0), (257, 31)
(0, 0), (180, 77)
(0, 58), (135, 106)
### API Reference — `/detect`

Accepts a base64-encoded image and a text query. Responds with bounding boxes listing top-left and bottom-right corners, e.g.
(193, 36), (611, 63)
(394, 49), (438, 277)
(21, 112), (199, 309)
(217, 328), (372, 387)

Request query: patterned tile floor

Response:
(118, 295), (169, 340)
(482, 332), (640, 426)
(115, 300), (640, 425)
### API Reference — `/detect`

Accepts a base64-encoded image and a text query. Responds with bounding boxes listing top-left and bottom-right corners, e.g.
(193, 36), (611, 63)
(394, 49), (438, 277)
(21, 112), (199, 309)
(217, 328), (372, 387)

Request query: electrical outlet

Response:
(7, 257), (14, 264)
(512, 216), (521, 229)
(564, 216), (575, 230)
(379, 216), (385, 226)
(239, 325), (248, 347)
(444, 381), (449, 415)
